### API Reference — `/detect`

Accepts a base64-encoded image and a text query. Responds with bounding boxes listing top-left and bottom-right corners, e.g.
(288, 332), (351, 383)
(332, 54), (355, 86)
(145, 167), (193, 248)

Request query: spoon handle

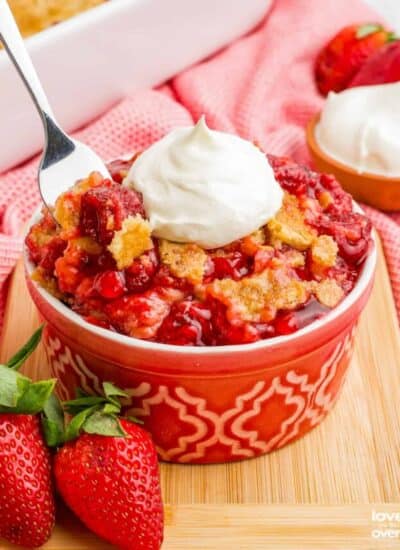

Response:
(0, 0), (55, 124)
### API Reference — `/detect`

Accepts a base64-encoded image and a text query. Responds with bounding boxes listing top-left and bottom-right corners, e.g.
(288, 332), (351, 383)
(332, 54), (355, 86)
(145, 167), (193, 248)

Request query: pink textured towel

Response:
(1, 0), (399, 329)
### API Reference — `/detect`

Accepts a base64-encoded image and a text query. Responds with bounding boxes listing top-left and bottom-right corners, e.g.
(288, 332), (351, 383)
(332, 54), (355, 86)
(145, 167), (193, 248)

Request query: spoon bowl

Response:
(39, 116), (109, 205)
(306, 113), (400, 212)
(0, 0), (109, 208)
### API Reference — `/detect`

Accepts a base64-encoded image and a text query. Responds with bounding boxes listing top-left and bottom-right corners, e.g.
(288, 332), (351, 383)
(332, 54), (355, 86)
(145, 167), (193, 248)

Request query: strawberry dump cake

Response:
(26, 120), (372, 346)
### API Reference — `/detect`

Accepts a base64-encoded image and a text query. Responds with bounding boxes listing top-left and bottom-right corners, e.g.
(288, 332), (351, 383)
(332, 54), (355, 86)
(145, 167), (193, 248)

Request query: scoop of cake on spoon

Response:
(0, 0), (110, 208)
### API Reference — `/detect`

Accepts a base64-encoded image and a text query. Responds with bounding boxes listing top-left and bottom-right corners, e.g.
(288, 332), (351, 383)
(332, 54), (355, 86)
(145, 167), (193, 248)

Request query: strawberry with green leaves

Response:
(49, 382), (164, 550)
(0, 328), (164, 549)
(0, 327), (56, 548)
(315, 23), (396, 95)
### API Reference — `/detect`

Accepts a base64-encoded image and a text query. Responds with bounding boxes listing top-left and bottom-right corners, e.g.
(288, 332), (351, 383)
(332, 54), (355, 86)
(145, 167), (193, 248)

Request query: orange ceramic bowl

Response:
(307, 113), (400, 212)
(24, 207), (377, 464)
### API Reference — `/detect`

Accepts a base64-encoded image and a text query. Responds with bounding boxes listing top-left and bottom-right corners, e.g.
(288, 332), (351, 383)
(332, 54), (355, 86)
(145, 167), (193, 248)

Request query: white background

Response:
(364, 0), (400, 31)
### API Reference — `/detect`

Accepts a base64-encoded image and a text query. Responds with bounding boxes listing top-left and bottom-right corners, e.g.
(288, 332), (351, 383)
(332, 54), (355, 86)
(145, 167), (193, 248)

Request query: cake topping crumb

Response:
(108, 215), (153, 270)
(159, 240), (207, 284)
(267, 192), (316, 250)
(311, 235), (338, 267)
(313, 278), (344, 308)
(209, 267), (309, 323)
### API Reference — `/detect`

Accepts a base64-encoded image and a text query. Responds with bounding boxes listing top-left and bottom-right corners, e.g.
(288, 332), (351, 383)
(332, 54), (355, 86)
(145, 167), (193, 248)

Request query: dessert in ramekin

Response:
(25, 120), (376, 463)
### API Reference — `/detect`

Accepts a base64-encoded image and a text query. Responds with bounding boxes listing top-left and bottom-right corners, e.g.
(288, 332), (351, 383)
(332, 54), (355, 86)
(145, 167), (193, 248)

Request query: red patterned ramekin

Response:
(24, 210), (377, 464)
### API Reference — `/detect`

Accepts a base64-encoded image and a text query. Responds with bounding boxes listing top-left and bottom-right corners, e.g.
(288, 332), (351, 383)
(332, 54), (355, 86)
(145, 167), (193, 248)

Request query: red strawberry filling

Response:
(79, 182), (145, 245)
(207, 251), (250, 281)
(94, 270), (127, 300)
(125, 248), (159, 293)
(157, 300), (214, 346)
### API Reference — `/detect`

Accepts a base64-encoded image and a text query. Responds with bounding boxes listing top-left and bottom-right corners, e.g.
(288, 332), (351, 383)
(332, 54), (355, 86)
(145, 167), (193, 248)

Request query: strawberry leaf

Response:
(13, 379), (56, 414)
(63, 395), (106, 414)
(356, 23), (382, 39)
(102, 382), (128, 408)
(102, 402), (121, 415)
(83, 411), (126, 437)
(42, 393), (65, 447)
(75, 388), (89, 398)
(103, 382), (129, 399)
(0, 365), (30, 408)
(65, 405), (99, 441)
(61, 382), (130, 441)
(6, 326), (43, 371)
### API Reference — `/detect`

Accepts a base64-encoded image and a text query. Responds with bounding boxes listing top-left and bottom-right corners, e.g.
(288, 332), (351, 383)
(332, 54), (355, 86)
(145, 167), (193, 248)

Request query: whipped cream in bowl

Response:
(124, 117), (283, 248)
(315, 82), (400, 178)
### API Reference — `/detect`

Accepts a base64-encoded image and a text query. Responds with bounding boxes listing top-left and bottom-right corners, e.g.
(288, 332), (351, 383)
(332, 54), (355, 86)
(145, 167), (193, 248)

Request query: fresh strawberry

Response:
(0, 327), (56, 548)
(349, 40), (400, 87)
(315, 23), (395, 95)
(53, 383), (163, 550)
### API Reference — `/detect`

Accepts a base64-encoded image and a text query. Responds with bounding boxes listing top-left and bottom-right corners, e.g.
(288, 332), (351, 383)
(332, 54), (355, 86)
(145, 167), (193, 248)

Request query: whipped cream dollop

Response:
(125, 117), (283, 248)
(316, 82), (400, 178)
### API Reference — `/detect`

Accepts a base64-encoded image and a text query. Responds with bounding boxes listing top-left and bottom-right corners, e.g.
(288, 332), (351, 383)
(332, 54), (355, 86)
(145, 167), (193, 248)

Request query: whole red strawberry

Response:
(0, 328), (56, 548)
(349, 40), (400, 87)
(54, 383), (163, 550)
(315, 23), (395, 95)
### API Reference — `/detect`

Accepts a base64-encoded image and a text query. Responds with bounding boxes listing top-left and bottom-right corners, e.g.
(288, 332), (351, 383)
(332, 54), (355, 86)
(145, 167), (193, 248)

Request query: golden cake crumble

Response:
(159, 240), (208, 285)
(54, 172), (104, 230)
(311, 235), (338, 267)
(283, 249), (306, 268)
(71, 237), (102, 255)
(209, 267), (310, 323)
(108, 216), (153, 270)
(267, 192), (317, 250)
(54, 194), (79, 230)
(313, 279), (344, 308)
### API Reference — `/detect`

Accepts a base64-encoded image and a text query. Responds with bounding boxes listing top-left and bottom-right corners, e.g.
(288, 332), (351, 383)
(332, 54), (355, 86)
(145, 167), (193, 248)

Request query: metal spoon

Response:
(0, 0), (110, 207)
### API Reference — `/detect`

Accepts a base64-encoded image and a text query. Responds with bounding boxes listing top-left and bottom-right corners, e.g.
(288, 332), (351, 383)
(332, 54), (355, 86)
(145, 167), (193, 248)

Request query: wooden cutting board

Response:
(1, 238), (400, 549)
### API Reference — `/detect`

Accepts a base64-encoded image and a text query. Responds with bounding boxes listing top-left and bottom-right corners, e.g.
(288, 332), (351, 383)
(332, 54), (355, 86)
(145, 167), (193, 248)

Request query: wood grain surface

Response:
(4, 504), (400, 550)
(1, 239), (399, 548)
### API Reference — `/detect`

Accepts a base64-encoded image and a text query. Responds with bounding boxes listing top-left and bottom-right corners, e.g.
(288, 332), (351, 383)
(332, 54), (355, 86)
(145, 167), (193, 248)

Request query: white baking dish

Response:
(0, 0), (271, 172)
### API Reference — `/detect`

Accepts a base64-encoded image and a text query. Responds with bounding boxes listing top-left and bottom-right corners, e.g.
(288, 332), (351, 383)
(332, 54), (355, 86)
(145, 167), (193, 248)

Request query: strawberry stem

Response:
(0, 329), (141, 447)
(5, 325), (43, 370)
(61, 382), (137, 442)
(356, 23), (383, 39)
(0, 327), (57, 415)
(42, 393), (66, 447)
